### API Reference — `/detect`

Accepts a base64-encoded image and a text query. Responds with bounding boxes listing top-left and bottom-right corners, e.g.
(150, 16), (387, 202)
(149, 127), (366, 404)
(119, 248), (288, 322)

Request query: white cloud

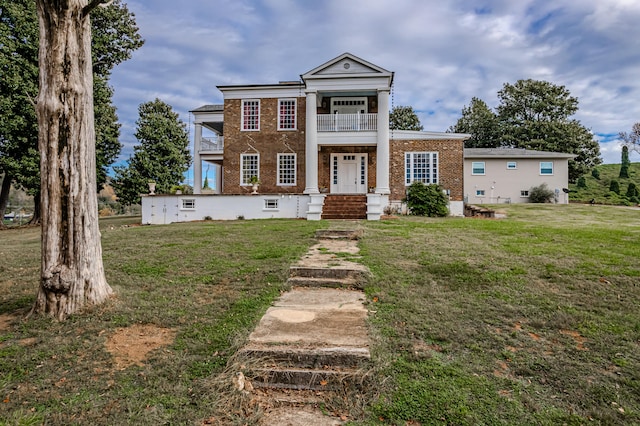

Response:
(109, 0), (640, 165)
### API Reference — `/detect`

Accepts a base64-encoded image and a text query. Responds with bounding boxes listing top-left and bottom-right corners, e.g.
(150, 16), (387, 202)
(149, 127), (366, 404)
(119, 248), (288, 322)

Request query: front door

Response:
(331, 154), (367, 194)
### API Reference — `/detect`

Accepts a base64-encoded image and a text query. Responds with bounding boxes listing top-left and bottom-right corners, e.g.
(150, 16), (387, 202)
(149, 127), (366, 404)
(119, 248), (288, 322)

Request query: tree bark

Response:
(0, 174), (12, 230)
(28, 192), (41, 225)
(32, 0), (112, 320)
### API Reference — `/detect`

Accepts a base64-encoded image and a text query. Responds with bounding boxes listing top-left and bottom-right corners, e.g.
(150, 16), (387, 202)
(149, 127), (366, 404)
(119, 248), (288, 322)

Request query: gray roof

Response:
(190, 104), (224, 113)
(464, 148), (576, 159)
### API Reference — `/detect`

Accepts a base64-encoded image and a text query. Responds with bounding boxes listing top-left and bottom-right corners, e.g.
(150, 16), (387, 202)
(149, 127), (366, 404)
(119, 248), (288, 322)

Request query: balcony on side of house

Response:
(200, 136), (224, 153)
(317, 113), (377, 132)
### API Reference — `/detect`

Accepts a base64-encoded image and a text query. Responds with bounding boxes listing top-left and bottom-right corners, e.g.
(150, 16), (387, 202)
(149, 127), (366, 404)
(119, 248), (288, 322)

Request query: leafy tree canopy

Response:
(112, 99), (192, 205)
(390, 106), (423, 131)
(0, 0), (143, 205)
(448, 97), (500, 148)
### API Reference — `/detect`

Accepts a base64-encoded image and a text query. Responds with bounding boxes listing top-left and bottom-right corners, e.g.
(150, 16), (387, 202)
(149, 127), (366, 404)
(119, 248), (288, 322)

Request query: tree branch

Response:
(83, 0), (111, 17)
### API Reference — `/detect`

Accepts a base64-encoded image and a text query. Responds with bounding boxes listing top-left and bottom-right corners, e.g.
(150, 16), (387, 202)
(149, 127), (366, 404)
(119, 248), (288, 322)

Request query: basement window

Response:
(264, 199), (279, 210)
(181, 199), (196, 210)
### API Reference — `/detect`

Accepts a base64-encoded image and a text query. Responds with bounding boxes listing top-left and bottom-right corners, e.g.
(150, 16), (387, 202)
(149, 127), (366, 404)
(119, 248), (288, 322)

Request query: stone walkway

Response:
(237, 226), (371, 425)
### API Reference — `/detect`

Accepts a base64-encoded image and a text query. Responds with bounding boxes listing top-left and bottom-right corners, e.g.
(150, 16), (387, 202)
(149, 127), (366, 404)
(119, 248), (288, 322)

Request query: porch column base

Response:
(306, 193), (326, 221)
(366, 193), (389, 221)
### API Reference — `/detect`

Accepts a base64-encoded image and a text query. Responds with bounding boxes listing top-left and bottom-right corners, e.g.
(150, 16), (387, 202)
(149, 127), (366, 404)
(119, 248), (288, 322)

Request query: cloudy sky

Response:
(109, 0), (640, 172)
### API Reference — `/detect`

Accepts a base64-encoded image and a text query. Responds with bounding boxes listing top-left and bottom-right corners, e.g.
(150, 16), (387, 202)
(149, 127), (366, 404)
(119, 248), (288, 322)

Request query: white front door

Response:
(331, 154), (367, 194)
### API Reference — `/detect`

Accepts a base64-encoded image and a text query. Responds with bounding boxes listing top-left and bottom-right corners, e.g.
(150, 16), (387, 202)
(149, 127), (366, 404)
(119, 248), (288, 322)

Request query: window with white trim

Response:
(241, 154), (259, 185)
(181, 199), (195, 210)
(520, 190), (529, 197)
(278, 99), (296, 130)
(277, 153), (296, 186)
(476, 190), (485, 196)
(405, 152), (438, 185)
(507, 161), (517, 170)
(472, 161), (485, 175)
(540, 161), (553, 175)
(264, 199), (279, 210)
(241, 100), (260, 131)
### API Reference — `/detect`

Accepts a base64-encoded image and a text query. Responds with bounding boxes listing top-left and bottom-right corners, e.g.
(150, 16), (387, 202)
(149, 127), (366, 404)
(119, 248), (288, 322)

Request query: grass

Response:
(569, 162), (640, 205)
(1, 205), (639, 425)
(0, 217), (326, 425)
(360, 204), (640, 425)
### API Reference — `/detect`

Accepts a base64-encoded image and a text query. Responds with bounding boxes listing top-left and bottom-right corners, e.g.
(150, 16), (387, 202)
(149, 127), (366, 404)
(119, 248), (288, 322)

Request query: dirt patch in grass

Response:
(0, 313), (19, 332)
(105, 324), (176, 369)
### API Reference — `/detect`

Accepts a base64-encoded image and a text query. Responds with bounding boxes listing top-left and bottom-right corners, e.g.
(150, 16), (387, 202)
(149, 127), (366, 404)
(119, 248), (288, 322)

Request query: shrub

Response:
(404, 182), (449, 217)
(528, 183), (555, 203)
(591, 168), (600, 179)
(626, 182), (639, 199)
(577, 176), (587, 189)
(609, 180), (620, 194)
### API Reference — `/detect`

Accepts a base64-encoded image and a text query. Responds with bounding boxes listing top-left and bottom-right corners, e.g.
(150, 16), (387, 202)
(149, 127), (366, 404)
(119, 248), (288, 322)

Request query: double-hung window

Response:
(472, 161), (485, 175)
(241, 100), (260, 131)
(278, 99), (296, 130)
(540, 161), (553, 175)
(241, 154), (259, 185)
(277, 153), (296, 186)
(405, 152), (438, 185)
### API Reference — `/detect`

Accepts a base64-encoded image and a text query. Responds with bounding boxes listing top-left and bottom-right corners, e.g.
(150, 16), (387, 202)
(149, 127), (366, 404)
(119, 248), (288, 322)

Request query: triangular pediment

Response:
(302, 52), (392, 79)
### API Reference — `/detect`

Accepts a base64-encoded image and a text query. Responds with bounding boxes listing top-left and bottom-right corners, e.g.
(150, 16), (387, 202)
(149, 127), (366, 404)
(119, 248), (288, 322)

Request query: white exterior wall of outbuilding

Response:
(464, 156), (573, 204)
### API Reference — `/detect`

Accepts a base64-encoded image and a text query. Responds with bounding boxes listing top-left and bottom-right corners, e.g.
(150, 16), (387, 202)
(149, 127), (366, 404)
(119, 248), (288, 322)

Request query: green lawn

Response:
(1, 206), (639, 425)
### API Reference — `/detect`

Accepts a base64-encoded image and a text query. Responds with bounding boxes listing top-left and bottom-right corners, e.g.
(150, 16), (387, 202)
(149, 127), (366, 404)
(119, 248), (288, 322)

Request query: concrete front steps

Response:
(236, 229), (371, 423)
(321, 195), (367, 220)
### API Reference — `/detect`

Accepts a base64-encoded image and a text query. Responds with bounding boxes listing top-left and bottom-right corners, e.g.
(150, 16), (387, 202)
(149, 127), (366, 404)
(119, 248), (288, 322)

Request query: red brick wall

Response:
(222, 97), (307, 194)
(389, 139), (464, 202)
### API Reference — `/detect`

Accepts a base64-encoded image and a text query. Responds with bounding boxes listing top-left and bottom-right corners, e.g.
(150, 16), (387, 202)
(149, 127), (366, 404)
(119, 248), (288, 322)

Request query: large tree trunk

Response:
(0, 174), (11, 230)
(28, 192), (41, 225)
(32, 0), (112, 320)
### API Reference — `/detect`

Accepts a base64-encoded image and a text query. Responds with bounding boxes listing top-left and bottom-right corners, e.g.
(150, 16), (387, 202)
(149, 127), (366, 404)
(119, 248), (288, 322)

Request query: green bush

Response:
(577, 176), (587, 188)
(528, 183), (555, 203)
(609, 180), (620, 194)
(626, 182), (639, 199)
(405, 182), (449, 217)
(591, 168), (600, 179)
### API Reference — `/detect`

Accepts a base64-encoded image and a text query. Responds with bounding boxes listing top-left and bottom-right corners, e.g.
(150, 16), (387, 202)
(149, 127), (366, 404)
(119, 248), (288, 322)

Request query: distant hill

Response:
(569, 163), (640, 205)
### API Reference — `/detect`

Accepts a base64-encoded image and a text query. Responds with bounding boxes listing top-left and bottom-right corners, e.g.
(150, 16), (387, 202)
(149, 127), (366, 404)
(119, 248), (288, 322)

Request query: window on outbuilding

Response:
(540, 161), (554, 175)
(507, 161), (517, 170)
(472, 162), (485, 175)
(476, 189), (485, 196)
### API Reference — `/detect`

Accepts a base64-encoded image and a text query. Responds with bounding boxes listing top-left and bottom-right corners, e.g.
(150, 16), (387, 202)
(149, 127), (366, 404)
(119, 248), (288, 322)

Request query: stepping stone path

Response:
(237, 227), (371, 425)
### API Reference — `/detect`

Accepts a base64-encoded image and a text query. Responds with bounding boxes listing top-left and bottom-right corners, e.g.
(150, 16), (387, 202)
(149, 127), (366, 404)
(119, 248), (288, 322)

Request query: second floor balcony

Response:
(200, 136), (224, 153)
(317, 113), (377, 132)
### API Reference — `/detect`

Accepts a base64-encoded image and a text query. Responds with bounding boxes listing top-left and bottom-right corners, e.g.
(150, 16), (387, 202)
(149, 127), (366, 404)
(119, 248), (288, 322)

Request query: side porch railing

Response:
(200, 136), (224, 152)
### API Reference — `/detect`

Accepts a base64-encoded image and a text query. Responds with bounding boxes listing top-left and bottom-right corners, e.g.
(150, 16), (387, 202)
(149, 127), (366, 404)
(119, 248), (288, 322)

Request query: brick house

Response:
(142, 53), (469, 224)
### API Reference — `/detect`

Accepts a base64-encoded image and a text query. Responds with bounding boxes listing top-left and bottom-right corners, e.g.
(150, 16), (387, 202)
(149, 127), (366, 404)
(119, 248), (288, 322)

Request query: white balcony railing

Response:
(200, 136), (224, 152)
(317, 113), (377, 132)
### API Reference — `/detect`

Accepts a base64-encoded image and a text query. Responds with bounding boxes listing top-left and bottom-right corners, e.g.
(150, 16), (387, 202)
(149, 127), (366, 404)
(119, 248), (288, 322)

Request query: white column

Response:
(193, 123), (203, 194)
(304, 90), (319, 194)
(376, 89), (390, 194)
(215, 163), (223, 194)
